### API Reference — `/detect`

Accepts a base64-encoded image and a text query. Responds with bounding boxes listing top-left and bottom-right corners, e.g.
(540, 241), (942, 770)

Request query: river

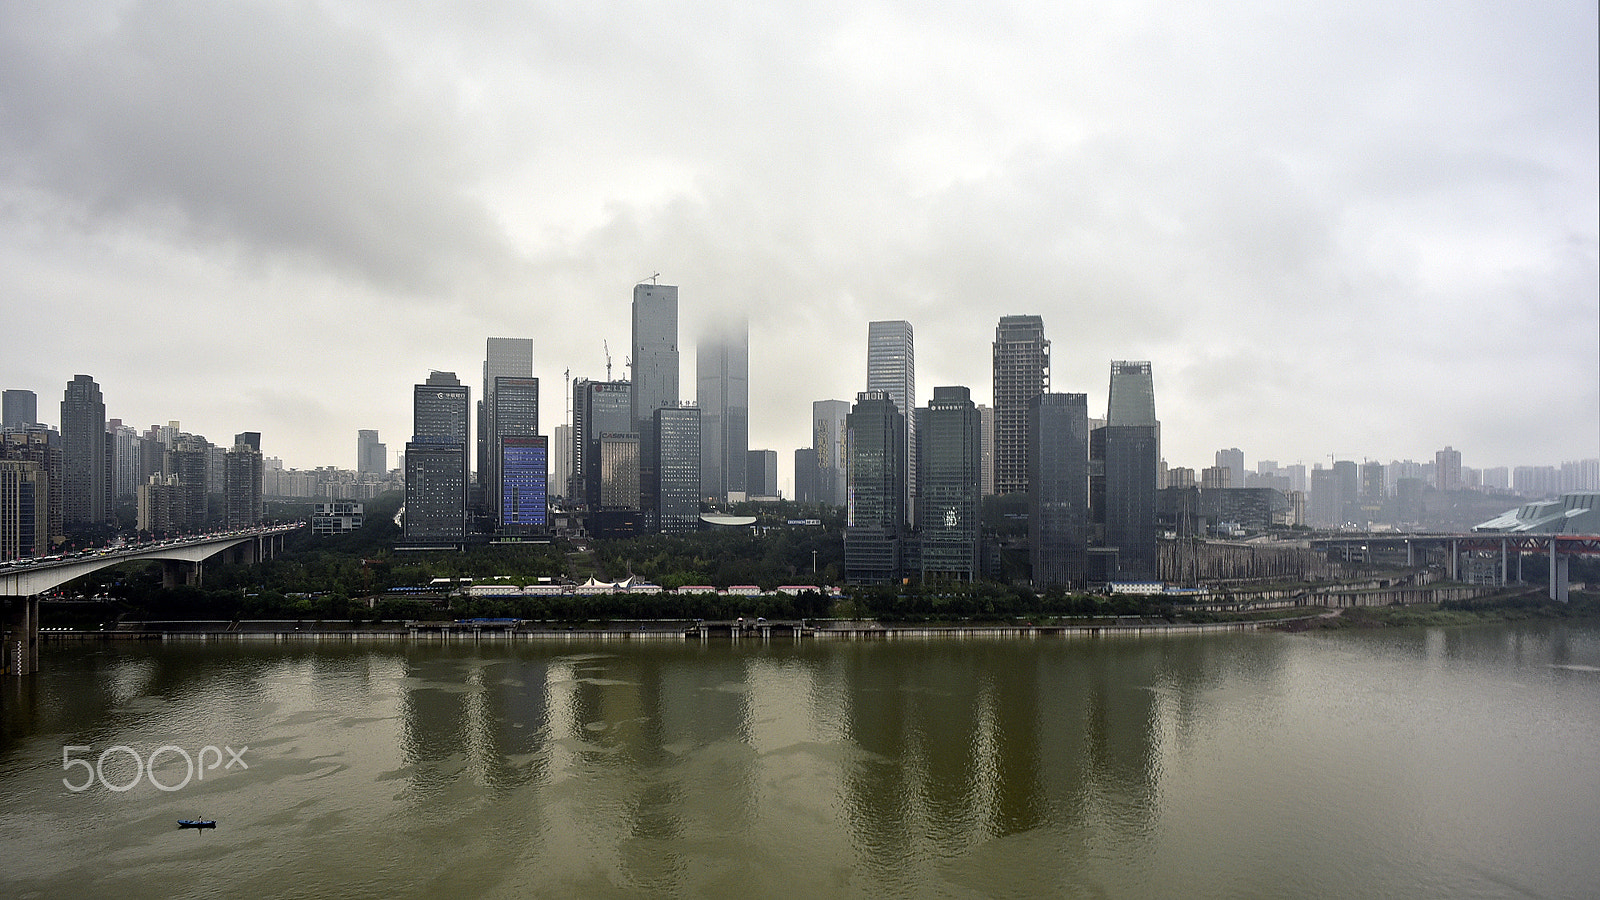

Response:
(2, 623), (1597, 899)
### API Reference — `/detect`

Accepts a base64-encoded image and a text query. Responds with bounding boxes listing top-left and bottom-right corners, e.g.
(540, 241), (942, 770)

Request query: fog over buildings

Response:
(0, 0), (1594, 492)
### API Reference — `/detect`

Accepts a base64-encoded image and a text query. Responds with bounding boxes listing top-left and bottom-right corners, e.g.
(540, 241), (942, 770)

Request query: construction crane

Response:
(563, 367), (571, 427)
(603, 341), (612, 381)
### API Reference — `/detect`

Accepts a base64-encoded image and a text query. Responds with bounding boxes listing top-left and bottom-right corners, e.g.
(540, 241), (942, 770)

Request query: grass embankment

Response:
(1278, 590), (1600, 631)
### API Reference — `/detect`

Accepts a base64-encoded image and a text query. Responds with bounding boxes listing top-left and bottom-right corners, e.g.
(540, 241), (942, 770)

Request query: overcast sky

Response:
(2, 0), (1595, 494)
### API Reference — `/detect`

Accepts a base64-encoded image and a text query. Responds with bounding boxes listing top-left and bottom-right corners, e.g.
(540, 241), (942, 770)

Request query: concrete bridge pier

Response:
(161, 560), (203, 589)
(1, 595), (40, 676)
(1550, 539), (1569, 603)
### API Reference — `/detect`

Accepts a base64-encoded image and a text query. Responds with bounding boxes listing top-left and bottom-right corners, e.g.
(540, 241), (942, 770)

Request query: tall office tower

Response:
(60, 375), (108, 526)
(1092, 361), (1159, 581)
(631, 283), (679, 445)
(794, 448), (820, 504)
(1333, 460), (1359, 525)
(480, 337), (534, 493)
(572, 379), (632, 508)
(1030, 393), (1089, 589)
(746, 449), (778, 498)
(697, 319), (749, 501)
(490, 376), (540, 527)
(599, 433), (641, 509)
(1360, 462), (1386, 523)
(3, 390), (36, 430)
(357, 430), (387, 476)
(1435, 446), (1462, 491)
(867, 321), (916, 521)
(499, 435), (548, 533)
(1, 426), (63, 545)
(991, 315), (1050, 496)
(813, 400), (850, 507)
(655, 406), (702, 534)
(109, 420), (140, 500)
(844, 390), (906, 584)
(916, 386), (982, 582)
(633, 283), (679, 524)
(0, 459), (49, 559)
(977, 404), (995, 496)
(1309, 467), (1340, 528)
(1215, 448), (1244, 492)
(224, 433), (263, 529)
(405, 371), (470, 543)
(552, 424), (572, 503)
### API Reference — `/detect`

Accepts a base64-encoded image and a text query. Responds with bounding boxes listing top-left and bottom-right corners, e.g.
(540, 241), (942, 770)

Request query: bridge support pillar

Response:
(1550, 540), (1569, 603)
(2, 595), (40, 676)
(161, 560), (202, 589)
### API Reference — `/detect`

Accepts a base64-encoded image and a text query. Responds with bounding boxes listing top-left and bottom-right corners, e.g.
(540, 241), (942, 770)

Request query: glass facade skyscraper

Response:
(1092, 361), (1159, 581)
(405, 371), (470, 543)
(866, 321), (915, 522)
(697, 319), (748, 501)
(1030, 393), (1089, 588)
(845, 390), (905, 584)
(916, 386), (981, 582)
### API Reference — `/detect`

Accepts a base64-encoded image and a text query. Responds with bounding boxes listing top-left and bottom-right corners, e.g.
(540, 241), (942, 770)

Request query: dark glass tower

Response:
(1030, 393), (1089, 589)
(60, 375), (108, 525)
(1091, 361), (1159, 581)
(572, 379), (632, 509)
(405, 371), (470, 543)
(845, 390), (905, 584)
(916, 386), (982, 582)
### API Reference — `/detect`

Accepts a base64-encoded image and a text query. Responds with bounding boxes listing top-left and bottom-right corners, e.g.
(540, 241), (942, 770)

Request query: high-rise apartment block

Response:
(3, 390), (37, 430)
(844, 390), (906, 584)
(224, 432), (263, 529)
(0, 459), (49, 559)
(867, 321), (915, 521)
(916, 386), (982, 582)
(1436, 446), (1462, 492)
(1215, 448), (1244, 492)
(992, 315), (1049, 496)
(697, 320), (748, 502)
(60, 375), (108, 526)
(1030, 393), (1089, 589)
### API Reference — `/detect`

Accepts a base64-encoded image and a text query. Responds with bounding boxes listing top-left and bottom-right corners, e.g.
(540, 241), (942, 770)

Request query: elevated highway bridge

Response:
(1311, 533), (1600, 602)
(2, 524), (300, 676)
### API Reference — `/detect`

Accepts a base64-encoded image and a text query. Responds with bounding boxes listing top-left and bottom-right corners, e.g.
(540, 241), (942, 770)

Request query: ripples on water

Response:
(2, 623), (1598, 899)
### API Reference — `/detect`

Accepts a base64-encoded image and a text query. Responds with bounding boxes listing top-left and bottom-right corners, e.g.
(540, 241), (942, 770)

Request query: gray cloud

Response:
(0, 0), (1593, 487)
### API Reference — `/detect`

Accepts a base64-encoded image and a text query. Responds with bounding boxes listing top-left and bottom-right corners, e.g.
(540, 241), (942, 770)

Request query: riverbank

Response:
(1272, 589), (1600, 631)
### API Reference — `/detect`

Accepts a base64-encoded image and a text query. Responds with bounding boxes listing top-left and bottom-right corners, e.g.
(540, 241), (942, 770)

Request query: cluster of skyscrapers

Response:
(0, 379), (263, 560)
(809, 315), (1162, 588)
(402, 282), (770, 546)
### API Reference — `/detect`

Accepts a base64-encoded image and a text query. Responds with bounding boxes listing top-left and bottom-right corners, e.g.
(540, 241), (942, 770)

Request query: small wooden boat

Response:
(177, 820), (216, 829)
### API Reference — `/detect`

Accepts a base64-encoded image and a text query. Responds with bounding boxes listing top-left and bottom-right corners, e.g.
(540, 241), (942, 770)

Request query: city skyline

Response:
(0, 2), (1593, 491)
